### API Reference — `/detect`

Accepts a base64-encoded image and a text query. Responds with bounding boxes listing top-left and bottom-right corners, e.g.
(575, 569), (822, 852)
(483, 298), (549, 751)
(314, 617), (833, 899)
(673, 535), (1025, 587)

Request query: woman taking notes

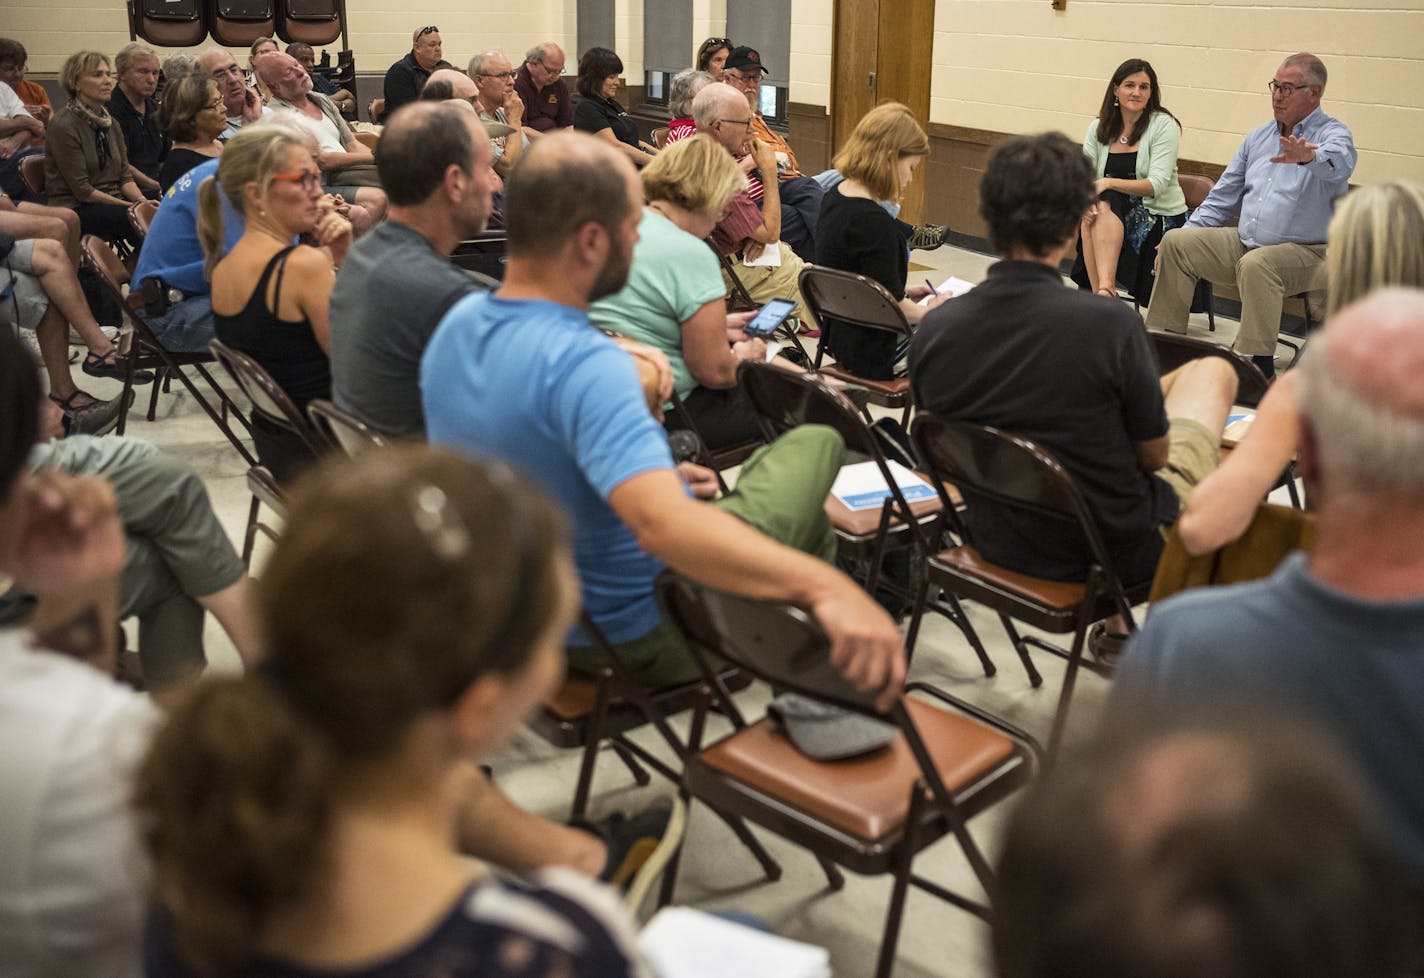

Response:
(1072, 58), (1186, 302)
(813, 102), (946, 380)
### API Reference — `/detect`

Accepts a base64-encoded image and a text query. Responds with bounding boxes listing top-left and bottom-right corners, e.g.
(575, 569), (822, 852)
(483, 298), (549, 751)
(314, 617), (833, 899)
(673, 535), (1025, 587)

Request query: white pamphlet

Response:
(743, 246), (783, 268)
(917, 275), (977, 305)
(639, 906), (831, 978)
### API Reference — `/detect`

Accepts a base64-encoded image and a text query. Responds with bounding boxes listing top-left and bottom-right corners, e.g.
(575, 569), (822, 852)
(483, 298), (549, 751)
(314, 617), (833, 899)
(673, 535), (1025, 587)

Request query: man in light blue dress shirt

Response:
(1146, 53), (1355, 376)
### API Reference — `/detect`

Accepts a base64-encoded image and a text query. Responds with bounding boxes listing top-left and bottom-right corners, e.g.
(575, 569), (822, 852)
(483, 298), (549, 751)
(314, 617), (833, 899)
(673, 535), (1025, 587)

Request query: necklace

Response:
(1118, 133), (1130, 145)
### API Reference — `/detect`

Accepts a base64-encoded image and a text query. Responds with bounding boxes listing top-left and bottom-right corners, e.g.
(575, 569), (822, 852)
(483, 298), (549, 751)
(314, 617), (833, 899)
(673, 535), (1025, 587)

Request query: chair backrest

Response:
(367, 97), (386, 124)
(306, 398), (388, 456)
(210, 338), (328, 453)
(19, 155), (45, 198)
(450, 232), (507, 282)
(798, 264), (910, 339)
(128, 199), (159, 240)
(912, 412), (1123, 581)
(657, 573), (884, 716)
(651, 126), (669, 149)
(715, 247), (758, 312)
(1147, 329), (1270, 408)
(738, 359), (879, 458)
(1178, 173), (1215, 210)
(81, 235), (132, 292)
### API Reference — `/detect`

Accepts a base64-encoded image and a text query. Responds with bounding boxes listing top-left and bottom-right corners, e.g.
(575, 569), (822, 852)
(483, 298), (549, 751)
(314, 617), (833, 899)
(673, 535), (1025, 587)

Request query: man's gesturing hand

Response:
(1270, 135), (1318, 164)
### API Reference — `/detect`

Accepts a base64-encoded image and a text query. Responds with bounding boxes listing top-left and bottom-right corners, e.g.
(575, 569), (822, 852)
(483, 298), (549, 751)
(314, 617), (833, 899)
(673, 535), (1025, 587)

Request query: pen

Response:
(925, 279), (939, 297)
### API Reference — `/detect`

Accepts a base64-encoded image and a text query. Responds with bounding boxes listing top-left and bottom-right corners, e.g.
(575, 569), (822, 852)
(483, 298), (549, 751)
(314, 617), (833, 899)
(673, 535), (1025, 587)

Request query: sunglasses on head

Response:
(417, 25), (439, 38)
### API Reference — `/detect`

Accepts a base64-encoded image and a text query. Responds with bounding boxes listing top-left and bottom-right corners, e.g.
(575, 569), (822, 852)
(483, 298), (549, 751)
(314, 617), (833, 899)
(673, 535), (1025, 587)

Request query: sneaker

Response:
(70, 325), (119, 345)
(908, 223), (948, 251)
(82, 350), (154, 385)
(590, 798), (683, 898)
(51, 389), (127, 436)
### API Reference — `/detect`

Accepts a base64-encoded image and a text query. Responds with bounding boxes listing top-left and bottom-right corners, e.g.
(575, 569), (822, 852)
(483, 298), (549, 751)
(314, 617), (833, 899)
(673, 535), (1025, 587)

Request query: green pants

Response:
(567, 424), (844, 686)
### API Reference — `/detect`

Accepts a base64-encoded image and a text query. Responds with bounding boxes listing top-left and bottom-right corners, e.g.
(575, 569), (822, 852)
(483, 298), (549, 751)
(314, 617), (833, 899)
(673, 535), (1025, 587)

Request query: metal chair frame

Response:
(908, 414), (1152, 759)
(798, 264), (914, 428)
(657, 572), (1039, 978)
(737, 360), (995, 673)
(79, 236), (256, 465)
(210, 339), (330, 564)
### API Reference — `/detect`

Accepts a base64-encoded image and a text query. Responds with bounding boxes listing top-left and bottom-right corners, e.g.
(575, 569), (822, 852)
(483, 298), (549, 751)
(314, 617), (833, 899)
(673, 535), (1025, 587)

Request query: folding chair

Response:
(657, 572), (1039, 978)
(528, 612), (781, 879)
(19, 155), (45, 200)
(908, 414), (1153, 759)
(650, 126), (669, 149)
(449, 232), (507, 283)
(128, 199), (158, 240)
(664, 387), (763, 494)
(210, 339), (331, 564)
(306, 398), (388, 455)
(798, 265), (914, 428)
(738, 360), (994, 673)
(1144, 175), (1217, 330)
(80, 236), (256, 465)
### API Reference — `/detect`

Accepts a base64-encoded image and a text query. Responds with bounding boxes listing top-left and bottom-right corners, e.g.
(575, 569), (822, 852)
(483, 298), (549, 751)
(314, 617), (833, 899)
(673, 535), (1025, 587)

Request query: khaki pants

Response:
(725, 241), (808, 322)
(1144, 226), (1326, 357)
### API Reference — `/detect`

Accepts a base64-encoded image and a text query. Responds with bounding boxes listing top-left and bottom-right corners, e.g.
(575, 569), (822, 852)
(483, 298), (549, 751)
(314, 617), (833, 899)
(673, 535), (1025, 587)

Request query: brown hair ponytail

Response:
(135, 677), (333, 976)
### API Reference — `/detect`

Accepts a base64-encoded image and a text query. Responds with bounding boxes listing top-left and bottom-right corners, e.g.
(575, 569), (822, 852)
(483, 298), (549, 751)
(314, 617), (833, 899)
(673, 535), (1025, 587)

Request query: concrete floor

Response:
(64, 241), (1289, 977)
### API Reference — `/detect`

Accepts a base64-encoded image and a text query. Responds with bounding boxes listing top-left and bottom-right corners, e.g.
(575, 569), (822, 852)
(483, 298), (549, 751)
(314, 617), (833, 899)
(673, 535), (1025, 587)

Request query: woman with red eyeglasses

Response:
(200, 120), (351, 482)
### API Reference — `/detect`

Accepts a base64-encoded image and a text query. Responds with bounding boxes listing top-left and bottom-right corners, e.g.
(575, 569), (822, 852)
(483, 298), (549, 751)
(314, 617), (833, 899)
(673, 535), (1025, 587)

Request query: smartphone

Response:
(743, 298), (797, 339)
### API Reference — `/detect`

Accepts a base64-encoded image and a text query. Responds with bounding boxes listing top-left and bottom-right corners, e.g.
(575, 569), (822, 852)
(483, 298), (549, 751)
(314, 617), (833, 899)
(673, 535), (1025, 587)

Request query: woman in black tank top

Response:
(198, 123), (351, 482)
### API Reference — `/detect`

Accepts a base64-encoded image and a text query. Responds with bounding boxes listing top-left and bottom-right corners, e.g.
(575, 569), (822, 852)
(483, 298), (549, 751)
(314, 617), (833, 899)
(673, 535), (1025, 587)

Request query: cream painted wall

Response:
(790, 0), (833, 106)
(930, 0), (1424, 183)
(10, 0), (575, 81)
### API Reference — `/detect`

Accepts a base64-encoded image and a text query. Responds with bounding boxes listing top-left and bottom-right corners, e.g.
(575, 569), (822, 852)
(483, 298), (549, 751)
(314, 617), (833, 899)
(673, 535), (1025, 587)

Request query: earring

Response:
(1114, 97), (1119, 106)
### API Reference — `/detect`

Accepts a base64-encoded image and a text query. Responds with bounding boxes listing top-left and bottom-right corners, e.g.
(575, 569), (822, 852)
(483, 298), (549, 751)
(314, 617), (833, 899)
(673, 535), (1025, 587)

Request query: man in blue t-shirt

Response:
(1113, 288), (1424, 899)
(423, 132), (905, 704)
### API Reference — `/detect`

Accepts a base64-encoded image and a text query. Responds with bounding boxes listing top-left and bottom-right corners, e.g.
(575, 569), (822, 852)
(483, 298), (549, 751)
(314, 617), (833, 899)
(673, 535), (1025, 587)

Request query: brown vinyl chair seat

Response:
(815, 368), (910, 402)
(19, 154), (45, 198)
(824, 470), (950, 538)
(694, 697), (1023, 848)
(932, 546), (1088, 614)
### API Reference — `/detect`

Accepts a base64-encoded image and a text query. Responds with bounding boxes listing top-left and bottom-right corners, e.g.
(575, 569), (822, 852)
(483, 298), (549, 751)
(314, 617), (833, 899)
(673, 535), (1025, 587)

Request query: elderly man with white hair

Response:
(1114, 287), (1424, 914)
(258, 50), (387, 223)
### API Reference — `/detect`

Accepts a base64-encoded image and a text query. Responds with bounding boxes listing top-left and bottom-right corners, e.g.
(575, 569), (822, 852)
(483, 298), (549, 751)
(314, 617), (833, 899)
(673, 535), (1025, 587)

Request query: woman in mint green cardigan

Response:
(1071, 59), (1186, 302)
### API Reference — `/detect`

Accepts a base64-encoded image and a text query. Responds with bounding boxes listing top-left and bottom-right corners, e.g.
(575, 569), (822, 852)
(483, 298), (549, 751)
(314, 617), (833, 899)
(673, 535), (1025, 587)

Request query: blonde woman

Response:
(1176, 180), (1424, 554)
(588, 133), (769, 448)
(43, 51), (144, 248)
(200, 121), (350, 482)
(814, 101), (947, 379)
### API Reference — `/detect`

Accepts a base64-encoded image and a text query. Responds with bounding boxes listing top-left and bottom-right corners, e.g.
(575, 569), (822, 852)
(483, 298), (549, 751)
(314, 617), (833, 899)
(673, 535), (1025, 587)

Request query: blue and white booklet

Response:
(830, 460), (937, 511)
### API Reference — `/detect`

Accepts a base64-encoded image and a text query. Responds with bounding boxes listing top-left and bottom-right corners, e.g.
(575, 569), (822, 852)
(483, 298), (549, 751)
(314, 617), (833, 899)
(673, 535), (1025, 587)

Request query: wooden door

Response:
(831, 0), (936, 222)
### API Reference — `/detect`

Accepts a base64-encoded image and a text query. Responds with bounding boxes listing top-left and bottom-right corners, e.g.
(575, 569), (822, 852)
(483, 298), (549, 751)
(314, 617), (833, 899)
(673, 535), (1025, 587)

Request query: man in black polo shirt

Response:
(108, 42), (168, 199)
(909, 132), (1237, 652)
(382, 25), (453, 115)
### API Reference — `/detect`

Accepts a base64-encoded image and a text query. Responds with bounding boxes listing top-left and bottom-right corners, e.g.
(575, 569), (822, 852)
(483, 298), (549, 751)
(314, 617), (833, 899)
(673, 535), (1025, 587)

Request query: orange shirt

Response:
(9, 79), (50, 147)
(750, 113), (801, 179)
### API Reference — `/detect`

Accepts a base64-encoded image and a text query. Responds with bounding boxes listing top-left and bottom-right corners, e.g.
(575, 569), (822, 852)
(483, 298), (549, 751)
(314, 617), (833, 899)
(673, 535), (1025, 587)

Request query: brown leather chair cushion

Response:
(932, 546), (1086, 610)
(544, 675), (602, 720)
(816, 367), (910, 401)
(698, 698), (1018, 841)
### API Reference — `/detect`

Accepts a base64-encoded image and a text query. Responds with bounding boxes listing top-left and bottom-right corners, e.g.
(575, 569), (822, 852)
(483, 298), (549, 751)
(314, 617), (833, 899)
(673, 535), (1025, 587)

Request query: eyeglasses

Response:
(716, 117), (754, 131)
(1268, 80), (1315, 96)
(703, 37), (730, 48)
(478, 71), (518, 80)
(417, 25), (439, 39)
(271, 170), (323, 192)
(208, 98), (226, 110)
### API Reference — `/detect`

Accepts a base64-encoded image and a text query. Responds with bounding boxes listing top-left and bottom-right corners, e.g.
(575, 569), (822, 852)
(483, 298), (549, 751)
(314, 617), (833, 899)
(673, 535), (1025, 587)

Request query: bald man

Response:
(259, 51), (387, 222)
(1114, 287), (1424, 900)
(422, 131), (905, 705)
(995, 722), (1414, 978)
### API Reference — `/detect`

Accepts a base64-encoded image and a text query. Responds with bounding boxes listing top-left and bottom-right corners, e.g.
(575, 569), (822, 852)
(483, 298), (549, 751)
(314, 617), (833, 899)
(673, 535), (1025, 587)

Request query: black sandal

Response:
(82, 349), (153, 384)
